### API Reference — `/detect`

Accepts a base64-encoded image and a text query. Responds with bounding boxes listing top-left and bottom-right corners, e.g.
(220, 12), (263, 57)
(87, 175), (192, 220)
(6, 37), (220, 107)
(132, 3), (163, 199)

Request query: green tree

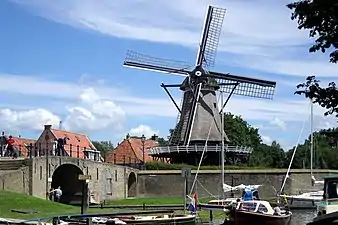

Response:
(287, 0), (338, 63)
(249, 141), (286, 168)
(295, 76), (338, 120)
(285, 128), (338, 170)
(223, 113), (261, 148)
(289, 1), (338, 120)
(157, 137), (169, 147)
(92, 141), (114, 160)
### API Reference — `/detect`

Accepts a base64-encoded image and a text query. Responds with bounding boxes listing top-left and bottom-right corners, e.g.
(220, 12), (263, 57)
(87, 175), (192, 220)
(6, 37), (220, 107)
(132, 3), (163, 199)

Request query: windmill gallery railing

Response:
(148, 145), (253, 155)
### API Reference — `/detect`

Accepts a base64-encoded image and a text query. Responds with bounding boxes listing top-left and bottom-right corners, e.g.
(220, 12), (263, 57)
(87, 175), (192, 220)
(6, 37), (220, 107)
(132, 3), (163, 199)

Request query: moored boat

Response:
(229, 200), (292, 225)
(198, 184), (262, 212)
(306, 175), (338, 225)
(114, 214), (196, 225)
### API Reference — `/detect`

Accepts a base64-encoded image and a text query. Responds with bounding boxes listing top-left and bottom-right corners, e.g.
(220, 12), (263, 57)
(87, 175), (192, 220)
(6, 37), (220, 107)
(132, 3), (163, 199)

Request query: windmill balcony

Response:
(148, 145), (253, 155)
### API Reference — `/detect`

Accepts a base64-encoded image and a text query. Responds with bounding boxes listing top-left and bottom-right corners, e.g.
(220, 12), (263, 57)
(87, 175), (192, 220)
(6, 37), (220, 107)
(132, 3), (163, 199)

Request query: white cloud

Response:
(269, 118), (286, 130)
(8, 0), (337, 77)
(0, 108), (60, 131)
(0, 87), (125, 134)
(128, 125), (159, 138)
(261, 135), (273, 145)
(63, 88), (126, 132)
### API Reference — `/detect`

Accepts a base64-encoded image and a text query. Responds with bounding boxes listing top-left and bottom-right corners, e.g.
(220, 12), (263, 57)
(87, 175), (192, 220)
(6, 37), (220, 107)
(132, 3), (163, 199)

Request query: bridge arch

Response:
(51, 163), (84, 204)
(127, 172), (137, 197)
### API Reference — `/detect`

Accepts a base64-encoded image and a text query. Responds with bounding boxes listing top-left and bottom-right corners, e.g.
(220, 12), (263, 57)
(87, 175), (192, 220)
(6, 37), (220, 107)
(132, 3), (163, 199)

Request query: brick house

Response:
(0, 135), (36, 157)
(34, 125), (102, 161)
(12, 136), (36, 157)
(106, 134), (159, 166)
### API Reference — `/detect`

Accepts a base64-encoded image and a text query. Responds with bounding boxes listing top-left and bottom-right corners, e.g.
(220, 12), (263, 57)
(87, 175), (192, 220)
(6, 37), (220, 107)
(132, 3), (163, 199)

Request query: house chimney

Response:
(44, 125), (52, 130)
(59, 121), (62, 130)
(151, 134), (158, 141)
(125, 133), (130, 140)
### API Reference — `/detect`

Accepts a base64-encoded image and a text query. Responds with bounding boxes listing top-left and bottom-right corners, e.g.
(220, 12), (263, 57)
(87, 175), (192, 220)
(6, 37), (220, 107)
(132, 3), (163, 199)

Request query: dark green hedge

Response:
(144, 161), (266, 170)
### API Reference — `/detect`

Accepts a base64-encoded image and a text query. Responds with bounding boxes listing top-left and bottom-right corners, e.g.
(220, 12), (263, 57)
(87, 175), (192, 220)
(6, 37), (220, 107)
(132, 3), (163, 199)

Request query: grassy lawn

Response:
(105, 197), (214, 205)
(0, 191), (225, 222)
(0, 191), (122, 220)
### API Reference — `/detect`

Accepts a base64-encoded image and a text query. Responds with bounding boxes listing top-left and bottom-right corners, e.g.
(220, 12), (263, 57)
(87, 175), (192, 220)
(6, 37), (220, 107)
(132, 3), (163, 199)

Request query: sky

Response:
(0, 0), (337, 150)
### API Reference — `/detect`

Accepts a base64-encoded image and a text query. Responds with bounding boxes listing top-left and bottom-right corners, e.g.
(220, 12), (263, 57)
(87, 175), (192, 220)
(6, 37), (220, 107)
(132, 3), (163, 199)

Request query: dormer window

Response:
(75, 135), (81, 142)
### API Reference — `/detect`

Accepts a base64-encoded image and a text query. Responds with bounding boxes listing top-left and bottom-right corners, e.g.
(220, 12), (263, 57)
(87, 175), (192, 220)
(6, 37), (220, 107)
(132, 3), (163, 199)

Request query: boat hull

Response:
(307, 211), (338, 225)
(233, 210), (292, 225)
(287, 199), (318, 209)
(116, 215), (196, 225)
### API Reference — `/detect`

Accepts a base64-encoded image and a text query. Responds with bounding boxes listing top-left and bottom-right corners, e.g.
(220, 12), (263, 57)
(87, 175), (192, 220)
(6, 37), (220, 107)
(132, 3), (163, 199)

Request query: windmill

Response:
(123, 5), (276, 165)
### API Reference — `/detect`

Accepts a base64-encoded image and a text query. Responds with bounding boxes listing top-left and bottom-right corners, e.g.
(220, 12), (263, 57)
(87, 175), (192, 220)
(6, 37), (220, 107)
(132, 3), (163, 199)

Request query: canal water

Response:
(291, 209), (316, 225)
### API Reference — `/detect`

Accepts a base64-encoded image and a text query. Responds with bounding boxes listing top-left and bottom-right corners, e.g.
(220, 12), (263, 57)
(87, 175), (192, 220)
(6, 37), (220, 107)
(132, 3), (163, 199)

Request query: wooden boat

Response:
(229, 200), (292, 225)
(113, 214), (196, 225)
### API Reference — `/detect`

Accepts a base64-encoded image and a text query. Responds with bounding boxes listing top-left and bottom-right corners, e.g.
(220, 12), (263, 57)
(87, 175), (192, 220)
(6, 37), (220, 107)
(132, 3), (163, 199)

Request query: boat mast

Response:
(221, 91), (225, 199)
(310, 98), (314, 184)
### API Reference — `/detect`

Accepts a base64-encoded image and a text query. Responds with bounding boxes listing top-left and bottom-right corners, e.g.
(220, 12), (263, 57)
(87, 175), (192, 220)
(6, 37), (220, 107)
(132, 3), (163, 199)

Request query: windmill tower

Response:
(123, 5), (276, 165)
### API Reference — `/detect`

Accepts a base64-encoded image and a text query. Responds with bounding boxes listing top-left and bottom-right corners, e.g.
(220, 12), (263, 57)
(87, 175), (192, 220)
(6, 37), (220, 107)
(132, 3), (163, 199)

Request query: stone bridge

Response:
(0, 156), (138, 204)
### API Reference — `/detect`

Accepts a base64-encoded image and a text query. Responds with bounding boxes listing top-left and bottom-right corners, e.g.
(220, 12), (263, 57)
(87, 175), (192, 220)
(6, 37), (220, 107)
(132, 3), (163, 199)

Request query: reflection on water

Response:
(291, 210), (316, 225)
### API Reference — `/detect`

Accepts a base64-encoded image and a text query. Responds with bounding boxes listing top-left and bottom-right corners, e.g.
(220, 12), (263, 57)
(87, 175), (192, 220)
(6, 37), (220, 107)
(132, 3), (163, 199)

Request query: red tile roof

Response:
(50, 129), (96, 159)
(106, 138), (158, 164)
(11, 137), (36, 157)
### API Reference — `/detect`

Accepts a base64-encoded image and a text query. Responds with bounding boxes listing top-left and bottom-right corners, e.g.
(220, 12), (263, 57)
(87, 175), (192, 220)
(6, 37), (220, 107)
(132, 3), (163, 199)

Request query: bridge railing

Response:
(148, 145), (253, 155)
(0, 143), (101, 161)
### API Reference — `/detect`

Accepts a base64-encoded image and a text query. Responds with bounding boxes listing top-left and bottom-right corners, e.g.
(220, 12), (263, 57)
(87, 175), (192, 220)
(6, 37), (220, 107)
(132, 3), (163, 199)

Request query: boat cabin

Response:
(317, 175), (338, 216)
(236, 200), (274, 215)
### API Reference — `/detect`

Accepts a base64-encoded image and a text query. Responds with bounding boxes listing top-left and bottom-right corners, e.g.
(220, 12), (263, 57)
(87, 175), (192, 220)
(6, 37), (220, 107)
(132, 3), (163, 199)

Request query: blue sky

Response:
(0, 0), (337, 149)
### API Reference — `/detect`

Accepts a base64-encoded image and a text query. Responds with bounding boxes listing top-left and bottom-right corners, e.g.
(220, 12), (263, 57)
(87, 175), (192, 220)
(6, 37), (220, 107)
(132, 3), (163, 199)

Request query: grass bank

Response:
(0, 192), (224, 221)
(105, 197), (213, 205)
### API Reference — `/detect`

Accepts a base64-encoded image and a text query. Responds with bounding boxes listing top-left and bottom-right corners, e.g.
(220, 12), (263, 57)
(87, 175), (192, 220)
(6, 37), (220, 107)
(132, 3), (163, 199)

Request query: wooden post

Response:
(79, 175), (91, 214)
(209, 210), (213, 224)
(181, 168), (191, 213)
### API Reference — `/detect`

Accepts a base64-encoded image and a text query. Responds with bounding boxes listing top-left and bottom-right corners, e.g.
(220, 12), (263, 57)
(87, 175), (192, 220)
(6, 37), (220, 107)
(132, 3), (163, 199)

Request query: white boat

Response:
(307, 175), (338, 225)
(279, 100), (324, 209)
(198, 184), (262, 212)
(113, 214), (196, 225)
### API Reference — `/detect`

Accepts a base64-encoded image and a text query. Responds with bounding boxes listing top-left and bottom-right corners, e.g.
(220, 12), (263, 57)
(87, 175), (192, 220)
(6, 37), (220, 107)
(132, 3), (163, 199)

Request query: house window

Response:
(106, 178), (112, 195)
(39, 166), (42, 180)
(96, 168), (99, 180)
(115, 170), (118, 182)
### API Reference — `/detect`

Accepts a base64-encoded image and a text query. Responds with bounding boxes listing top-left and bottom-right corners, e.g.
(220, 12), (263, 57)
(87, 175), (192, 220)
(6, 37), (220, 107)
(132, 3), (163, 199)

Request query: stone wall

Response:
(0, 167), (30, 194)
(136, 169), (338, 199)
